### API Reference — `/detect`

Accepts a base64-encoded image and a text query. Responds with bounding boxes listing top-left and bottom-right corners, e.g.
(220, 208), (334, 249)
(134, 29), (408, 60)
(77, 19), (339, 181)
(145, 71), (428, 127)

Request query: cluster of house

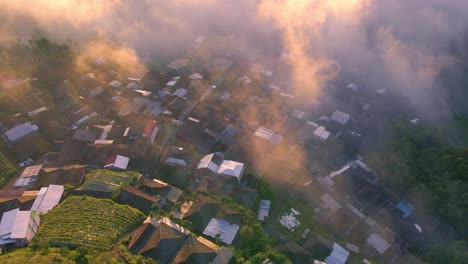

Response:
(0, 35), (281, 263)
(0, 185), (64, 247)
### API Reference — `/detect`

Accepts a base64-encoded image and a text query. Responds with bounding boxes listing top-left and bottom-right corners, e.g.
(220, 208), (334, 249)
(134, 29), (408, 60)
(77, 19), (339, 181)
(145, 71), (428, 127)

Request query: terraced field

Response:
(35, 196), (144, 249)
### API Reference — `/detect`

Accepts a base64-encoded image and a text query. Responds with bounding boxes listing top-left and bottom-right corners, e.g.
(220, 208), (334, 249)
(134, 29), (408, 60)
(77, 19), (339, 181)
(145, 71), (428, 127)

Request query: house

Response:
(73, 128), (97, 143)
(119, 186), (165, 214)
(129, 216), (228, 264)
(142, 120), (159, 144)
(30, 185), (64, 214)
(172, 235), (219, 264)
(0, 185), (63, 247)
(137, 177), (183, 203)
(35, 165), (87, 188)
(176, 195), (240, 232)
(0, 209), (40, 247)
(366, 233), (391, 255)
(196, 152), (245, 182)
(3, 122), (39, 146)
(176, 195), (220, 231)
(202, 218), (239, 245)
(160, 147), (192, 167)
(167, 58), (191, 76)
(325, 243), (350, 264)
(330, 110), (351, 126)
(0, 190), (37, 220)
(254, 127), (284, 145)
(128, 217), (190, 264)
(13, 165), (43, 189)
(313, 126), (331, 142)
(258, 200), (271, 221)
(211, 246), (234, 264)
(104, 154), (130, 170)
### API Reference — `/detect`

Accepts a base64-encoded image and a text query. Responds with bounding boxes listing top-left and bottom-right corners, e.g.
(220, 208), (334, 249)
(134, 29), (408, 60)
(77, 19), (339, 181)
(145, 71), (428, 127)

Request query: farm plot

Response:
(76, 170), (139, 198)
(0, 151), (17, 187)
(35, 196), (144, 250)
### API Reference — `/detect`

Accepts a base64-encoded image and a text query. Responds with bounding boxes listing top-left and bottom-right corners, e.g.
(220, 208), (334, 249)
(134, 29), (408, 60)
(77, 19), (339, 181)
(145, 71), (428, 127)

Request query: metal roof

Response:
(203, 218), (239, 245)
(325, 243), (350, 264)
(313, 126), (331, 141)
(217, 160), (244, 180)
(330, 110), (351, 125)
(30, 185), (64, 214)
(367, 233), (391, 255)
(258, 200), (271, 221)
(320, 193), (342, 213)
(4, 122), (39, 142)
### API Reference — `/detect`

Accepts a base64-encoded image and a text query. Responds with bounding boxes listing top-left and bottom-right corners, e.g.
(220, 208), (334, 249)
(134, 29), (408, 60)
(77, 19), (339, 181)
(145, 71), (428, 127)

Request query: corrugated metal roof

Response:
(203, 218), (239, 245)
(217, 160), (244, 180)
(258, 200), (271, 221)
(4, 122), (39, 142)
(330, 110), (350, 125)
(367, 233), (391, 255)
(325, 243), (350, 264)
(31, 185), (64, 214)
(0, 209), (18, 239)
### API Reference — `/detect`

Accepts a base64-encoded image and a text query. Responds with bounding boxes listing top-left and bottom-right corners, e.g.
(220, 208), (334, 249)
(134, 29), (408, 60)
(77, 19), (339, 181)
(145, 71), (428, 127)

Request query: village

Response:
(0, 35), (443, 264)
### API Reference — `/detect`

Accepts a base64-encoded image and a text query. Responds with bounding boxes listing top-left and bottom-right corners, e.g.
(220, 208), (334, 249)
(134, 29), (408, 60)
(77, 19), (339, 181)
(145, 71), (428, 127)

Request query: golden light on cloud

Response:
(258, 0), (368, 102)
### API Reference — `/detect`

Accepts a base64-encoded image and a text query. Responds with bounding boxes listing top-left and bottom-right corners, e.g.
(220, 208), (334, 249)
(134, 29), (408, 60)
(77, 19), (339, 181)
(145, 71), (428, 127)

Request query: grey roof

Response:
(258, 200), (271, 221)
(330, 110), (350, 125)
(325, 243), (350, 264)
(367, 233), (391, 255)
(203, 218), (239, 245)
(4, 122), (39, 142)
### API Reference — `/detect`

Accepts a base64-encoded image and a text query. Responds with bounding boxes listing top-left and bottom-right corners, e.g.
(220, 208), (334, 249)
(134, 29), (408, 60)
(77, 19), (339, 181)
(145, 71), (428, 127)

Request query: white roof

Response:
(254, 127), (284, 144)
(4, 122), (39, 142)
(10, 211), (35, 239)
(313, 126), (331, 141)
(0, 209), (38, 242)
(13, 177), (36, 188)
(108, 80), (122, 88)
(217, 160), (244, 180)
(27, 106), (48, 117)
(203, 218), (239, 245)
(0, 209), (18, 239)
(330, 110), (351, 125)
(197, 153), (220, 173)
(367, 233), (391, 255)
(31, 185), (64, 214)
(325, 243), (350, 264)
(258, 200), (271, 221)
(114, 155), (130, 170)
(166, 76), (181, 87)
(254, 127), (274, 140)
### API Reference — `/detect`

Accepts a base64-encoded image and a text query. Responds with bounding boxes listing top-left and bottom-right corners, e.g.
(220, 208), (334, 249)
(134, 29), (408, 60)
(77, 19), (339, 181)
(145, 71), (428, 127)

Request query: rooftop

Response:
(202, 218), (239, 245)
(4, 122), (39, 143)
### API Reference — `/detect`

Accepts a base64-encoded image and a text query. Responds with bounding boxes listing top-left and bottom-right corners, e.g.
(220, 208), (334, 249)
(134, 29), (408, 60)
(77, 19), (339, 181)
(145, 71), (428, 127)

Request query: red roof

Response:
(143, 120), (157, 137)
(104, 154), (118, 167)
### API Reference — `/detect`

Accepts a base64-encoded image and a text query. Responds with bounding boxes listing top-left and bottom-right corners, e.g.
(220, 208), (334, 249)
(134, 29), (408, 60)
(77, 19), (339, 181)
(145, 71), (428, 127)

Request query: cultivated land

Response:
(0, 150), (17, 187)
(76, 170), (139, 198)
(35, 196), (144, 249)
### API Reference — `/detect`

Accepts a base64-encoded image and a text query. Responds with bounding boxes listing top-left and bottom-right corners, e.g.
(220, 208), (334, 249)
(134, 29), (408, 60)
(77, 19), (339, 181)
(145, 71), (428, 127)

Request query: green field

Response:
(0, 150), (18, 187)
(77, 170), (140, 198)
(35, 196), (144, 250)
